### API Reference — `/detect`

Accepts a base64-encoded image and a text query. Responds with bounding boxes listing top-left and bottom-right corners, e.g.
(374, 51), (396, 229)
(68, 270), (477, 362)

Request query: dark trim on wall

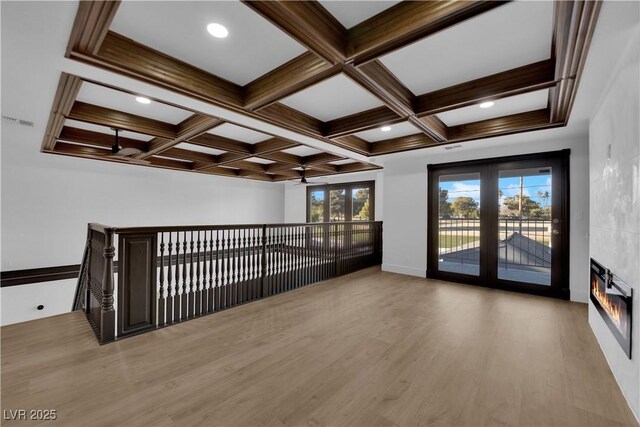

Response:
(1, 265), (81, 287)
(1, 246), (291, 287)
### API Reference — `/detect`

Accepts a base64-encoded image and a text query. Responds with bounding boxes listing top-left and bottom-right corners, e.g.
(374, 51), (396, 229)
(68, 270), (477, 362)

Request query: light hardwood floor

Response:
(2, 267), (638, 427)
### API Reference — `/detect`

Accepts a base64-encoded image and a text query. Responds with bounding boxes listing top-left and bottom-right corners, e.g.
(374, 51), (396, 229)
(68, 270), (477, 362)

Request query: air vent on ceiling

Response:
(444, 144), (462, 150)
(2, 115), (34, 127)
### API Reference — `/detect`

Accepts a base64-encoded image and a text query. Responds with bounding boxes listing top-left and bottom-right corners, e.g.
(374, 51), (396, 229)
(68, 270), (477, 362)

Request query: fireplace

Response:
(590, 259), (633, 358)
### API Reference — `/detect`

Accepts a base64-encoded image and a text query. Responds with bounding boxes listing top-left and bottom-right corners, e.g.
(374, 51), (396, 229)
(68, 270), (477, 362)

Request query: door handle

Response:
(552, 229), (560, 235)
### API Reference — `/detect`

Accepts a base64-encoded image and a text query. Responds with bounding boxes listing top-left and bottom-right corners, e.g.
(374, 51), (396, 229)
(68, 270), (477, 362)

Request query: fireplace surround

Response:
(590, 259), (633, 358)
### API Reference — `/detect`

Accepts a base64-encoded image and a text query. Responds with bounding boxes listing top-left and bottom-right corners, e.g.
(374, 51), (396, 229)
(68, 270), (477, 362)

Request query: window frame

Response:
(306, 180), (375, 223)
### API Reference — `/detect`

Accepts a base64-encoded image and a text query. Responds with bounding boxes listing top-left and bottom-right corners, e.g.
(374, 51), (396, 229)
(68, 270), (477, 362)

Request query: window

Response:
(307, 181), (375, 222)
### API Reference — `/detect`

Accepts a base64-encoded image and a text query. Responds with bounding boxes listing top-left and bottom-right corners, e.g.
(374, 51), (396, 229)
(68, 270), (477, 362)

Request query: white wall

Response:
(0, 122), (285, 325)
(588, 25), (640, 420)
(284, 170), (383, 223)
(381, 129), (591, 302)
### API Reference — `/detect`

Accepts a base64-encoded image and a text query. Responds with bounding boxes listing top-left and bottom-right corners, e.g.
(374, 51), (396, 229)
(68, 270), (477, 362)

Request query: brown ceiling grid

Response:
(42, 0), (601, 181)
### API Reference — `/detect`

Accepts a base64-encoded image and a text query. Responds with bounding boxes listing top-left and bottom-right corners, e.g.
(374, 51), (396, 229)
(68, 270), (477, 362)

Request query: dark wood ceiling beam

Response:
(68, 101), (178, 139)
(260, 151), (304, 166)
(53, 141), (194, 172)
(265, 162), (301, 174)
(347, 1), (509, 65)
(344, 61), (413, 117)
(224, 160), (268, 174)
(343, 61), (447, 143)
(330, 135), (372, 156)
(66, 1), (120, 56)
(137, 114), (224, 159)
(188, 133), (253, 155)
(370, 132), (438, 155)
(58, 126), (148, 151)
(409, 115), (448, 141)
(89, 32), (244, 108)
(302, 152), (344, 166)
(244, 52), (340, 110)
(254, 102), (324, 136)
(549, 0), (601, 123)
(160, 147), (218, 164)
(323, 106), (403, 138)
(336, 162), (380, 173)
(146, 156), (195, 171)
(448, 108), (553, 142)
(242, 0), (347, 64)
(41, 73), (83, 152)
(415, 59), (557, 116)
(252, 138), (299, 155)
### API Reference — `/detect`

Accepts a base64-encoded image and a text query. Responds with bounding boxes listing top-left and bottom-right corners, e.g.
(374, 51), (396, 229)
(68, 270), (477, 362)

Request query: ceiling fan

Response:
(292, 166), (329, 186)
(106, 128), (150, 164)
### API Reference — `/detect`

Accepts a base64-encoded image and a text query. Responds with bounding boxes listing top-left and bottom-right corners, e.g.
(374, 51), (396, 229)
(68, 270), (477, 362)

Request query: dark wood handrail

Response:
(97, 221), (382, 234)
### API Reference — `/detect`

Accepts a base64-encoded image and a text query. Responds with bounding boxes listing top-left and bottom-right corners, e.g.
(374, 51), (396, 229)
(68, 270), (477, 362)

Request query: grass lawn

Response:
(438, 234), (480, 249)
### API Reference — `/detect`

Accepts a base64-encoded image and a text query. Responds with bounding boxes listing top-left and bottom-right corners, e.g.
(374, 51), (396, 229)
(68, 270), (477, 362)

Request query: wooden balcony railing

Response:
(74, 221), (383, 344)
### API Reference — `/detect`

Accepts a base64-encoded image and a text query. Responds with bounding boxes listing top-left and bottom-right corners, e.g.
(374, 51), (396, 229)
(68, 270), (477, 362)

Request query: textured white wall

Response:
(588, 26), (640, 420)
(381, 131), (591, 302)
(0, 122), (285, 325)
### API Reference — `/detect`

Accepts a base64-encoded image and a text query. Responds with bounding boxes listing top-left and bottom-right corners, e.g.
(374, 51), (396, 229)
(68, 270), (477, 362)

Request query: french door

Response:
(427, 150), (570, 299)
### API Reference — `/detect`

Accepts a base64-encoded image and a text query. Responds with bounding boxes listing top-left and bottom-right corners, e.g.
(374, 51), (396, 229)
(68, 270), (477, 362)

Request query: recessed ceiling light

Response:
(479, 101), (494, 109)
(135, 96), (151, 104)
(380, 126), (392, 132)
(207, 23), (228, 38)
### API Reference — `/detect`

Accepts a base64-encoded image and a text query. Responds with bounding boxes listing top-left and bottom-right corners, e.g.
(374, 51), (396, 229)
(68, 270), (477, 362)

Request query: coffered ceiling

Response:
(40, 0), (601, 181)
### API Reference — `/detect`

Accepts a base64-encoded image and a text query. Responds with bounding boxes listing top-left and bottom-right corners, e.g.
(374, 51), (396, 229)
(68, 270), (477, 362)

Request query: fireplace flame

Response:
(592, 278), (622, 329)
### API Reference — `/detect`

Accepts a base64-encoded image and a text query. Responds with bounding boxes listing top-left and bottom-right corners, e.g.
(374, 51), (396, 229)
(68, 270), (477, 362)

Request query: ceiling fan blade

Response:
(115, 147), (142, 157)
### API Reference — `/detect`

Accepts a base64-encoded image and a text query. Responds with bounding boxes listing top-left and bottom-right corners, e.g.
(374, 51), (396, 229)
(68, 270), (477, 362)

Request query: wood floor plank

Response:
(1, 267), (637, 427)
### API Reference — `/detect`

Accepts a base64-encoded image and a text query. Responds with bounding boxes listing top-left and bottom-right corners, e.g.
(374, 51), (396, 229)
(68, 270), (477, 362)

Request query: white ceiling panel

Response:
(379, 1), (553, 95)
(329, 159), (356, 165)
(283, 146), (324, 157)
(63, 119), (153, 141)
(318, 1), (400, 29)
(246, 157), (275, 164)
(76, 82), (193, 124)
(175, 142), (225, 156)
(111, 1), (306, 85)
(355, 120), (419, 142)
(437, 89), (549, 127)
(280, 74), (383, 121)
(207, 123), (271, 144)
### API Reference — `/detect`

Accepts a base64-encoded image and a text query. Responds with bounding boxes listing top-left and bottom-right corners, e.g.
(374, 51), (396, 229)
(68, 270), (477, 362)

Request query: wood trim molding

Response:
(414, 59), (557, 116)
(136, 115), (224, 159)
(41, 73), (83, 152)
(242, 0), (347, 64)
(68, 101), (178, 139)
(244, 52), (341, 110)
(549, 0), (602, 123)
(66, 1), (121, 56)
(346, 1), (509, 65)
(1, 265), (81, 287)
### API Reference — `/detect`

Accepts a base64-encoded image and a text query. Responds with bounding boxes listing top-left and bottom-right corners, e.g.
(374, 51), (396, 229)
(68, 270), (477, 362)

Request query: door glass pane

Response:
(309, 190), (325, 223)
(352, 187), (370, 221)
(330, 189), (346, 222)
(438, 173), (481, 276)
(497, 168), (552, 285)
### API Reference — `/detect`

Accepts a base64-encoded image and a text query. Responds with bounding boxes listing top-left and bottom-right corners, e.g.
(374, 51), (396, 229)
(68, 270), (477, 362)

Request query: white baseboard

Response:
(382, 264), (426, 278)
(571, 289), (589, 303)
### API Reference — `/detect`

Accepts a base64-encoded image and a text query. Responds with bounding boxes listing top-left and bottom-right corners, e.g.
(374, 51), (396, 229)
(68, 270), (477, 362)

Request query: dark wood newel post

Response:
(334, 223), (340, 276)
(260, 224), (267, 298)
(100, 227), (116, 343)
